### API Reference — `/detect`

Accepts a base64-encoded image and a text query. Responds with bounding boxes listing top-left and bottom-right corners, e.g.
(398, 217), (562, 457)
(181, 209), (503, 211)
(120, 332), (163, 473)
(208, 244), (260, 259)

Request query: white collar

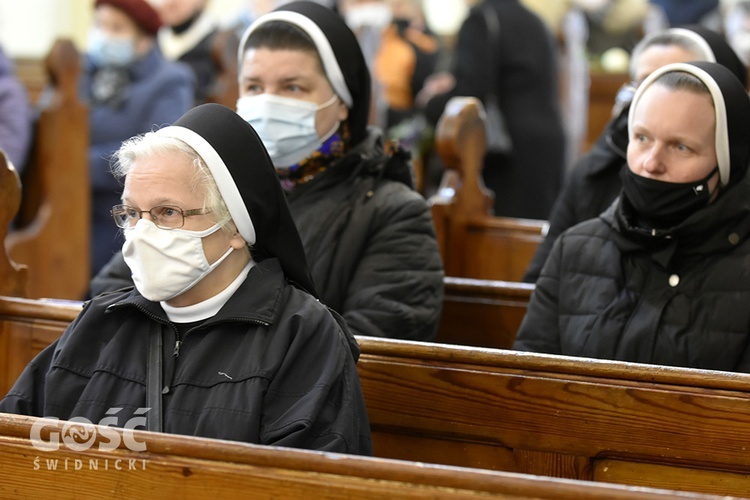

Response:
(158, 10), (217, 61)
(160, 260), (254, 323)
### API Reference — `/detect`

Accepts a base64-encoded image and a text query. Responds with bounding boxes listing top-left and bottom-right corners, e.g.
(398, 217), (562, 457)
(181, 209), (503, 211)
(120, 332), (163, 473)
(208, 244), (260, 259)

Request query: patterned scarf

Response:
(277, 124), (350, 191)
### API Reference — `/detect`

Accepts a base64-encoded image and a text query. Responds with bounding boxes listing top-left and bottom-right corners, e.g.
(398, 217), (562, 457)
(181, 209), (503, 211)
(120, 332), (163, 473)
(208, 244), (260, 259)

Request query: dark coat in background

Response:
(426, 0), (566, 219)
(285, 129), (444, 341)
(513, 172), (750, 371)
(523, 110), (627, 282)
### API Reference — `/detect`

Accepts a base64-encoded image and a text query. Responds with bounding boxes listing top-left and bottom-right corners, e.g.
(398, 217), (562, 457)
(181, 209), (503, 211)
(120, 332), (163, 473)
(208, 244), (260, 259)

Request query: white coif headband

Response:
(628, 62), (730, 187)
(154, 126), (257, 245)
(666, 28), (717, 63)
(238, 10), (353, 107)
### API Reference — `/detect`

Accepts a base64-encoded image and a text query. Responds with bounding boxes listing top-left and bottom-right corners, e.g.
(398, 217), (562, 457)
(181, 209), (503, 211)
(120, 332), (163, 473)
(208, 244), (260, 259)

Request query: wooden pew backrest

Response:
(0, 153), (28, 297)
(0, 413), (718, 500)
(0, 296), (80, 395)
(430, 97), (547, 282)
(0, 295), (748, 498)
(357, 336), (750, 498)
(437, 277), (533, 349)
(206, 28), (240, 109)
(7, 39), (89, 300)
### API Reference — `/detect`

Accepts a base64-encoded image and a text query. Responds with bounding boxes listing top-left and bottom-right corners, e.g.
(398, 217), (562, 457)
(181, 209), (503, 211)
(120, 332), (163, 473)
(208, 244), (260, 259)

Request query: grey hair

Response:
(630, 30), (713, 80)
(111, 132), (234, 232)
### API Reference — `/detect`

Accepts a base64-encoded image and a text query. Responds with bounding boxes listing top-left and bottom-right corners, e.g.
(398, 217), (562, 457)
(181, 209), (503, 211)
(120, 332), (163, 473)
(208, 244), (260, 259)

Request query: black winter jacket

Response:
(1, 258), (373, 455)
(513, 171), (750, 372)
(91, 129), (444, 341)
(286, 129), (444, 341)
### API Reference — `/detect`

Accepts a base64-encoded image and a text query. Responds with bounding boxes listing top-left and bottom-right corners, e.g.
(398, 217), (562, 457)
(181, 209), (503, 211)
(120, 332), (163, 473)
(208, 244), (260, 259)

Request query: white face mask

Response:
(236, 93), (340, 168)
(122, 219), (234, 302)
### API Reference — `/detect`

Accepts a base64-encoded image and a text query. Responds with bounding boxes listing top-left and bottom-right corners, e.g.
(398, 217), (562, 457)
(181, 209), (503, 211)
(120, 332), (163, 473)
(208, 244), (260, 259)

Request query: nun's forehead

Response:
(239, 10), (353, 107)
(630, 62), (732, 186)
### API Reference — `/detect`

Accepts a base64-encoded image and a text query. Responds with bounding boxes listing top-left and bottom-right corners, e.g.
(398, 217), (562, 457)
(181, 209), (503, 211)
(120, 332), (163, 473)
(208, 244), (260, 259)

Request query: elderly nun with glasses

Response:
(0, 103), (372, 455)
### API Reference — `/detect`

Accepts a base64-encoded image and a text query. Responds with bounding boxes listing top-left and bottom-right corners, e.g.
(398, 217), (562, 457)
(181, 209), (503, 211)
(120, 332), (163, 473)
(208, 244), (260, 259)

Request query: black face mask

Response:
(620, 166), (719, 229)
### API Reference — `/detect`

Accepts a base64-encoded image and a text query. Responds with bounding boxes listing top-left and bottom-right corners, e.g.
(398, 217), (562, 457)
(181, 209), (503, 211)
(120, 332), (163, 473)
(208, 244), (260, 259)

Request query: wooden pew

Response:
(430, 96), (547, 282)
(0, 153), (28, 298)
(0, 296), (748, 498)
(357, 337), (750, 498)
(6, 39), (90, 301)
(0, 413), (717, 500)
(437, 277), (532, 349)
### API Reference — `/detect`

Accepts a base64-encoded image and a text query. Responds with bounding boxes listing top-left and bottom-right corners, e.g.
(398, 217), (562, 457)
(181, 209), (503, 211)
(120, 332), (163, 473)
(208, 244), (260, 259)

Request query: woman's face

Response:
(94, 4), (151, 50)
(240, 47), (349, 137)
(121, 150), (246, 306)
(627, 83), (719, 191)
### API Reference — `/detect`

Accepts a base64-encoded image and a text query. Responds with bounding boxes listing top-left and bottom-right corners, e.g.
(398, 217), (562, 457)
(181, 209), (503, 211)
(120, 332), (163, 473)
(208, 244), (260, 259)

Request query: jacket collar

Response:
(107, 258), (287, 326)
(603, 169), (750, 261)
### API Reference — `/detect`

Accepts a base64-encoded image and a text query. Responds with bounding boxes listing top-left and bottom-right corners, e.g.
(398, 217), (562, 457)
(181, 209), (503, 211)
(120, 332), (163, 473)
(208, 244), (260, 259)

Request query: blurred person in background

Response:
(82, 0), (194, 278)
(154, 0), (220, 103)
(0, 43), (31, 173)
(418, 0), (566, 220)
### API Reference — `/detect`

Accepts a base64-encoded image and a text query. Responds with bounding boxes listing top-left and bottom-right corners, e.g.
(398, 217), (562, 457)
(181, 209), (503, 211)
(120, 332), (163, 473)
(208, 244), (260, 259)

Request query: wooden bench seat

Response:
(0, 413), (721, 500)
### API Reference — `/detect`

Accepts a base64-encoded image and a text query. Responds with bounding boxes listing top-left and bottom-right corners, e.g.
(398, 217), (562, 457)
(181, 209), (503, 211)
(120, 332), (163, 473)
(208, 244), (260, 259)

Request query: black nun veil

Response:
(629, 61), (750, 191)
(157, 103), (319, 299)
(239, 1), (372, 146)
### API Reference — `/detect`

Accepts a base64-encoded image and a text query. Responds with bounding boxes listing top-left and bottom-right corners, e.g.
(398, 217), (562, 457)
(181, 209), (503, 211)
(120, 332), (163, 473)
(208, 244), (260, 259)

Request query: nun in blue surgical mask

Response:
(232, 2), (445, 340)
(514, 61), (750, 373)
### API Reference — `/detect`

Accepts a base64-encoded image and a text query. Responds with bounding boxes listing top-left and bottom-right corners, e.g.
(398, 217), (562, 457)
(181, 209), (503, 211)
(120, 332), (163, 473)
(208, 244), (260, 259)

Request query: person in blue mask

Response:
(82, 0), (195, 281)
(513, 61), (750, 372)
(91, 2), (445, 342)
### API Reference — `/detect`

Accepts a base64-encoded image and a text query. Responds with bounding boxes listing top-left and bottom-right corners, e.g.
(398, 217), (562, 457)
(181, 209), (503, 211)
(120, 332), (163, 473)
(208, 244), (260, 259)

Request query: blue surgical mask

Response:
(236, 93), (340, 168)
(87, 28), (137, 67)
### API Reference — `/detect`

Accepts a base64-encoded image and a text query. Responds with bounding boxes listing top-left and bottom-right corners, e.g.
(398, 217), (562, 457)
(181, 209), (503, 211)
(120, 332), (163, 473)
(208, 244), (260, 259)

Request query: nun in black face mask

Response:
(619, 61), (750, 233)
(523, 25), (749, 284)
(0, 103), (373, 456)
(514, 62), (750, 372)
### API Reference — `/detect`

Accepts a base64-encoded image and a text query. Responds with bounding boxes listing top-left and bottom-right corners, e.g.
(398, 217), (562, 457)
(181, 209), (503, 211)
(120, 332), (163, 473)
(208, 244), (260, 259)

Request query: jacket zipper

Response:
(164, 317), (270, 393)
(110, 303), (271, 392)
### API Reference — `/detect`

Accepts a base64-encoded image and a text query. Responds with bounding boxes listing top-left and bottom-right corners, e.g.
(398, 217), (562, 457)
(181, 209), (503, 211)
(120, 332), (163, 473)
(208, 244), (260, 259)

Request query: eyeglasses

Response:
(111, 204), (211, 230)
